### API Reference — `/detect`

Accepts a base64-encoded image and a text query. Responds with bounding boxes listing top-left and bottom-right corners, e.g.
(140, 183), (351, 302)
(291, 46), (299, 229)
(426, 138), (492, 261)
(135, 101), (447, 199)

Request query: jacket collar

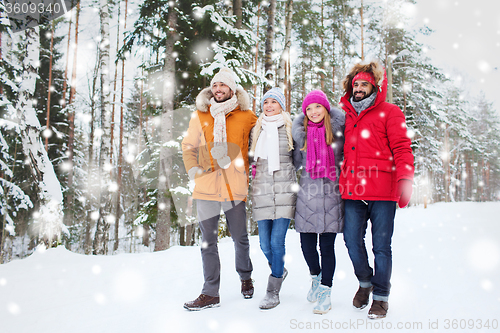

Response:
(195, 86), (251, 112)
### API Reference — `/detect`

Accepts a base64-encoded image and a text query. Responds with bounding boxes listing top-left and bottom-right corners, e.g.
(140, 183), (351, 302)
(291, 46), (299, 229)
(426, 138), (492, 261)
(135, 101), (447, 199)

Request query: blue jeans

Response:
(300, 233), (337, 287)
(258, 218), (290, 278)
(343, 200), (396, 302)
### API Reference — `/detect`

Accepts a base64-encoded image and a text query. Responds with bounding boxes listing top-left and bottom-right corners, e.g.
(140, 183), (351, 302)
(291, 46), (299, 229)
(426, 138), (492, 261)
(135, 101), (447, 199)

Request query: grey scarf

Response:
(350, 91), (377, 115)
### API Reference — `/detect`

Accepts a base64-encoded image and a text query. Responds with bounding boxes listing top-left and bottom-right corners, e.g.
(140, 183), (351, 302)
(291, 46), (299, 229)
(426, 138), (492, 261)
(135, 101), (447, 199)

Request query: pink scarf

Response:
(306, 120), (336, 182)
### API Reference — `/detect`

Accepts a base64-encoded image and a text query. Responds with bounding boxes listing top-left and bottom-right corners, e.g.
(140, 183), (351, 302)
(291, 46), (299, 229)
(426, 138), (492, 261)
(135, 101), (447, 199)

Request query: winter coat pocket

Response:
(357, 158), (396, 197)
(194, 171), (217, 195)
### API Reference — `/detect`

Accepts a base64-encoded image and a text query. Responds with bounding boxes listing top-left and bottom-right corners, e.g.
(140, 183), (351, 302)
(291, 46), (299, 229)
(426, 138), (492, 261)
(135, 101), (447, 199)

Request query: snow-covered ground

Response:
(1, 202), (499, 333)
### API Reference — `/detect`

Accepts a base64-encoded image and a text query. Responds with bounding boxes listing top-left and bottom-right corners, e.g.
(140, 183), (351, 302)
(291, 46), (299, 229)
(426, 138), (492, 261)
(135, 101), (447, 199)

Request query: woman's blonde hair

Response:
(301, 111), (334, 151)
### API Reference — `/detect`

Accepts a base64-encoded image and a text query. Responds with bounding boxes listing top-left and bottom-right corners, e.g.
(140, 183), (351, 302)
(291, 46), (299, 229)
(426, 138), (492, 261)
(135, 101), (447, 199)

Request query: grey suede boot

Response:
(259, 275), (283, 310)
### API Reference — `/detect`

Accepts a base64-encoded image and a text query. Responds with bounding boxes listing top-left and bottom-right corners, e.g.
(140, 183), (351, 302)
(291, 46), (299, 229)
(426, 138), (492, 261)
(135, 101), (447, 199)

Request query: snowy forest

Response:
(1, 0), (499, 262)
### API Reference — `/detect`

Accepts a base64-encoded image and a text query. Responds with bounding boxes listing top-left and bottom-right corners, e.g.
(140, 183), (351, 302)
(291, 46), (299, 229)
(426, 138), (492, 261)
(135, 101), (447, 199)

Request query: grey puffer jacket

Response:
(252, 125), (297, 221)
(292, 108), (345, 234)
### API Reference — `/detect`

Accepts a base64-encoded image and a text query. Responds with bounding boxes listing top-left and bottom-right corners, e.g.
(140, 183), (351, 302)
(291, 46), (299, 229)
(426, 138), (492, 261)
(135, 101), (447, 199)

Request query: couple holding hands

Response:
(181, 60), (414, 319)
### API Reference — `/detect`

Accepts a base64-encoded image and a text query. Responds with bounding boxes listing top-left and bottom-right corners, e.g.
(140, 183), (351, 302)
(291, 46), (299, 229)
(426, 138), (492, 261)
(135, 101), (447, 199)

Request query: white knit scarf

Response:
(210, 94), (238, 145)
(254, 113), (284, 175)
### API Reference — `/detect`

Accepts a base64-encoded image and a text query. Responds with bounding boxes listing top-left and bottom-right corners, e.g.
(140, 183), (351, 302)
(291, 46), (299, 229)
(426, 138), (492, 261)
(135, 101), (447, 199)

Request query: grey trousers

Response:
(197, 199), (253, 297)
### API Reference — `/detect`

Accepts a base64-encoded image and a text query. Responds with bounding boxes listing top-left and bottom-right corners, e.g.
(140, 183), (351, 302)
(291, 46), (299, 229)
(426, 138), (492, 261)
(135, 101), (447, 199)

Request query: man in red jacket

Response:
(339, 60), (414, 319)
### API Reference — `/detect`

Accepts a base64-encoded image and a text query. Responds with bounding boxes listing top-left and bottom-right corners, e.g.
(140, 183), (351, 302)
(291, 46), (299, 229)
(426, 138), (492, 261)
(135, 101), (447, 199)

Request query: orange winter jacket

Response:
(181, 87), (258, 202)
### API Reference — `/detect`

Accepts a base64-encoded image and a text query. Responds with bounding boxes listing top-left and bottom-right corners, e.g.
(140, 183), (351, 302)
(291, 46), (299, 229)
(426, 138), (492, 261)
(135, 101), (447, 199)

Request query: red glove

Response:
(397, 179), (413, 208)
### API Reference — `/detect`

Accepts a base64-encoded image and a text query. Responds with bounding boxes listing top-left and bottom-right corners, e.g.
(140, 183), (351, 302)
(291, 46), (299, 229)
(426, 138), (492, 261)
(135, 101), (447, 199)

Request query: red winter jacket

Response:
(339, 67), (414, 202)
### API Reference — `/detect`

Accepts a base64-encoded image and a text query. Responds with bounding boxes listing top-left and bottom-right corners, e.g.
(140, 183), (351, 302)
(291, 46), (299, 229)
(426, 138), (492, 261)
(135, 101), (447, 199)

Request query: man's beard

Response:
(214, 95), (232, 103)
(353, 91), (371, 102)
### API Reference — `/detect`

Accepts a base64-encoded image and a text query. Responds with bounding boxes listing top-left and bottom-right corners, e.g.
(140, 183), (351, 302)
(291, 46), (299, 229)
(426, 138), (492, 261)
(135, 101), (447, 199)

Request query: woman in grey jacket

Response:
(292, 90), (345, 315)
(250, 88), (297, 310)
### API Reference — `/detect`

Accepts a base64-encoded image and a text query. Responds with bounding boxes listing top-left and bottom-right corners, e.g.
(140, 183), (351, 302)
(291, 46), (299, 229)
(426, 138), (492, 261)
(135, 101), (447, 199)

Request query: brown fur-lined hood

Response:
(195, 86), (251, 112)
(341, 60), (387, 102)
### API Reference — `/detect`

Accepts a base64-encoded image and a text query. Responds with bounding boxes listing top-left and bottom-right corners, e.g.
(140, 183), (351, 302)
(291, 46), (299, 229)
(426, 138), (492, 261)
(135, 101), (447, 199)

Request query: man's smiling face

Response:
(352, 79), (374, 102)
(212, 82), (234, 103)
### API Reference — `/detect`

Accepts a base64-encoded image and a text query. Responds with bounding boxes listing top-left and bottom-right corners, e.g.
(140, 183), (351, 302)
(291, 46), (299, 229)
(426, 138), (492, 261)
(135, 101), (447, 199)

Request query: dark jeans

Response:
(258, 218), (290, 278)
(343, 200), (396, 301)
(300, 232), (337, 287)
(197, 200), (253, 297)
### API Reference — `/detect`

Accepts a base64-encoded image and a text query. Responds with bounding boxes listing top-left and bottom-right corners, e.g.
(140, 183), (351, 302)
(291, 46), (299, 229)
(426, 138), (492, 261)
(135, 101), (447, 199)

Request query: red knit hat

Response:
(352, 71), (376, 87)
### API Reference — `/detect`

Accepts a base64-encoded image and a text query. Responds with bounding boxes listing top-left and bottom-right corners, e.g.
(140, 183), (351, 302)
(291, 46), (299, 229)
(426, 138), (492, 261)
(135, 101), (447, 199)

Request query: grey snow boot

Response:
(259, 275), (283, 310)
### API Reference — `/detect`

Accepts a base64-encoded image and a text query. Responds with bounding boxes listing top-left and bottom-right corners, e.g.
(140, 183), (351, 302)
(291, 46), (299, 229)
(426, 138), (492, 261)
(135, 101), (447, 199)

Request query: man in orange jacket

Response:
(182, 68), (257, 310)
(339, 60), (414, 319)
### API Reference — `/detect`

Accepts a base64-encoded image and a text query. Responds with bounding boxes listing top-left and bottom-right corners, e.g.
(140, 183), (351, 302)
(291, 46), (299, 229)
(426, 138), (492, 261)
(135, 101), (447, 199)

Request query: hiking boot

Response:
(353, 285), (373, 310)
(306, 272), (322, 303)
(368, 300), (389, 319)
(183, 294), (220, 311)
(241, 279), (254, 299)
(313, 284), (332, 315)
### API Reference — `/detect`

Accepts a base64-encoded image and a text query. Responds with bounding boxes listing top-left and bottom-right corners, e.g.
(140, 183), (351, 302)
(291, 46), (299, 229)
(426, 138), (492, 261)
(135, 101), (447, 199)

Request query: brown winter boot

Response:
(241, 279), (254, 299)
(353, 286), (373, 310)
(183, 294), (220, 311)
(368, 300), (389, 319)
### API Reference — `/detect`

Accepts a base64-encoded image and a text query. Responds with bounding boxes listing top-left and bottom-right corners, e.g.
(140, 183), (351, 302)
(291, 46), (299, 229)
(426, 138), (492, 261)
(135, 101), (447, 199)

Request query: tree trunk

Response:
(287, 53), (291, 112)
(154, 4), (177, 251)
(360, 0), (364, 60)
(319, 0), (325, 90)
(84, 52), (100, 255)
(185, 196), (194, 246)
(62, 1), (73, 107)
(301, 62), (306, 101)
(332, 37), (335, 94)
(277, 0), (293, 90)
(386, 55), (393, 104)
(66, 0), (80, 227)
(179, 226), (185, 246)
(234, 0), (243, 29)
(138, 70), (149, 247)
(264, 0), (276, 94)
(16, 27), (64, 247)
(143, 222), (150, 247)
(444, 125), (450, 202)
(94, 0), (112, 255)
(465, 157), (472, 200)
(114, 0), (129, 252)
(402, 72), (407, 116)
(45, 21), (54, 152)
(252, 3), (261, 114)
(109, 0), (126, 177)
(111, 2), (121, 251)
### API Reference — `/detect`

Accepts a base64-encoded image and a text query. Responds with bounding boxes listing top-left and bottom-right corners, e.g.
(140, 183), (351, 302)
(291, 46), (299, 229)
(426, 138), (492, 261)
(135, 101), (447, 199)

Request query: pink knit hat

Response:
(352, 71), (376, 87)
(302, 90), (331, 115)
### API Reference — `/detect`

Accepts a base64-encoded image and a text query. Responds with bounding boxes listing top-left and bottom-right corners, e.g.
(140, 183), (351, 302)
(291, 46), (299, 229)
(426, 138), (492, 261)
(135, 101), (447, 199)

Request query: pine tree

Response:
(15, 27), (65, 247)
